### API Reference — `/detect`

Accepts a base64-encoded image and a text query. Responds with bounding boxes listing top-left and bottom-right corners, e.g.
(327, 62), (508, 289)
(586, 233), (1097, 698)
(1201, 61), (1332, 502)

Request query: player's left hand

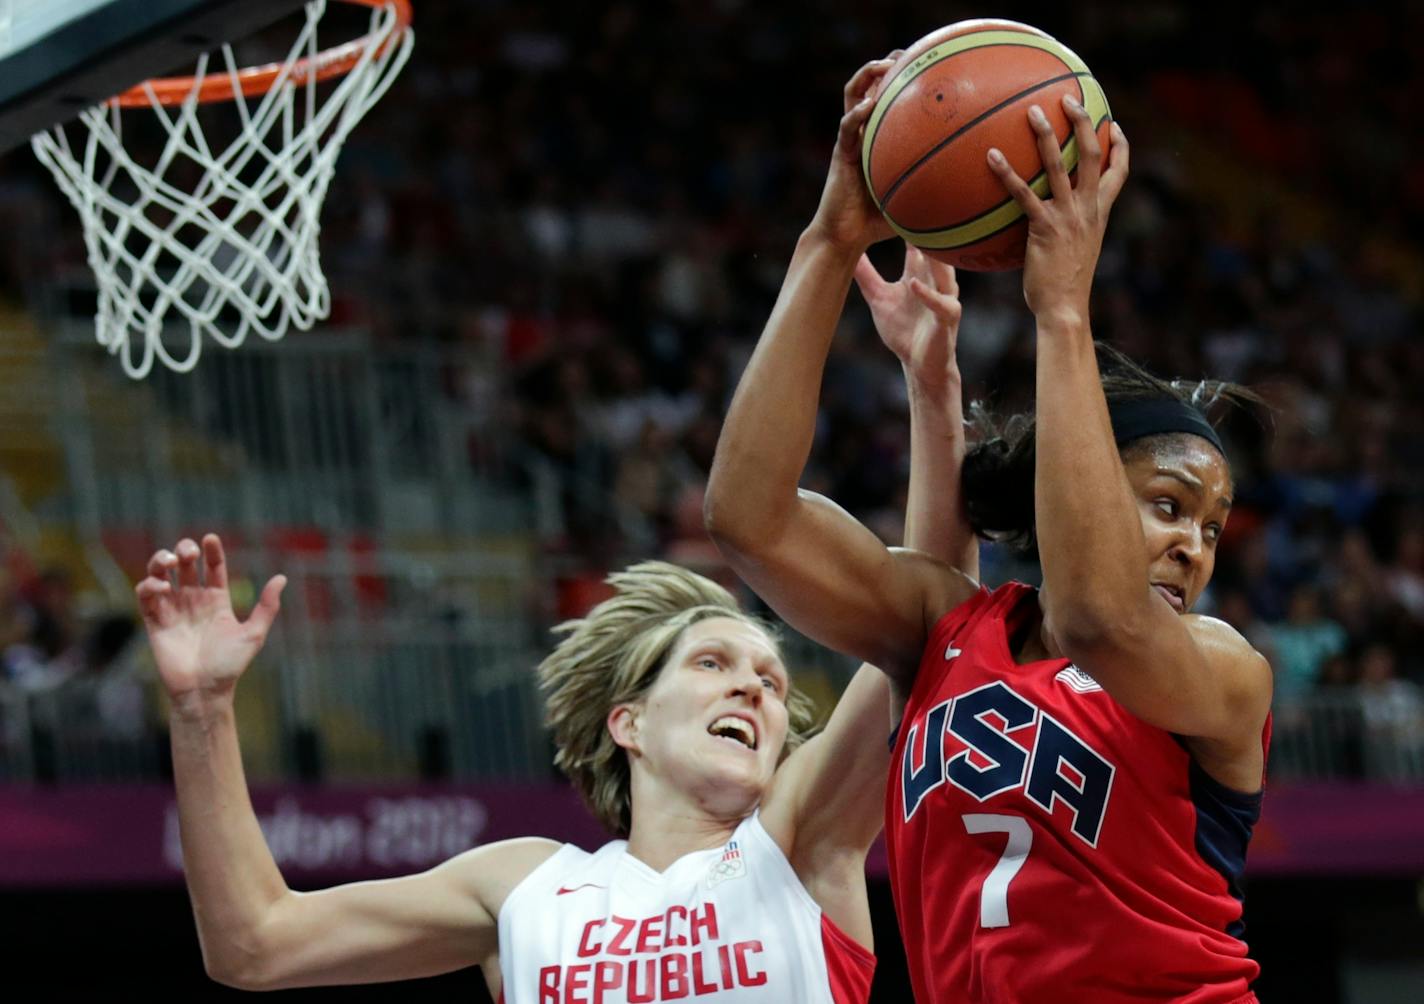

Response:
(854, 243), (962, 405)
(807, 53), (902, 255)
(987, 94), (1129, 328)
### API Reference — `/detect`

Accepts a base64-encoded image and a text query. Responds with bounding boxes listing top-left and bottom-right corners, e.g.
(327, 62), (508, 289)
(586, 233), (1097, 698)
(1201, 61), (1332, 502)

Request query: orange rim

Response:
(110, 0), (413, 108)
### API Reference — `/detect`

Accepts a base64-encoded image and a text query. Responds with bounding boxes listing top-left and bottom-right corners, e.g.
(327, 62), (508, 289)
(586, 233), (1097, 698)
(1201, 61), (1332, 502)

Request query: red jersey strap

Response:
(907, 582), (1054, 714)
(906, 583), (993, 712)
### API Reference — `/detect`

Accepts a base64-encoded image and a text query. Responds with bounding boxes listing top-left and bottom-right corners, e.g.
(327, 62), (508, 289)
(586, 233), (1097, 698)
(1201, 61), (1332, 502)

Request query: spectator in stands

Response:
(2, 567), (78, 689)
(1269, 585), (1348, 707)
(1, 2), (1420, 768)
(1385, 523), (1424, 623)
(1357, 644), (1424, 779)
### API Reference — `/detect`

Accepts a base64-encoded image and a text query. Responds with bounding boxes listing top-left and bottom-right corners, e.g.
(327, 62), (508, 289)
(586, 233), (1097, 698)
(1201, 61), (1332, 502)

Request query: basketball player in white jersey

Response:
(136, 56), (944, 1003)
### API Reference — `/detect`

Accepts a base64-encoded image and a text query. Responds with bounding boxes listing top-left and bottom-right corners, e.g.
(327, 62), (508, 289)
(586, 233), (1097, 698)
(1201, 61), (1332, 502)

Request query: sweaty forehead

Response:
(1124, 434), (1233, 497)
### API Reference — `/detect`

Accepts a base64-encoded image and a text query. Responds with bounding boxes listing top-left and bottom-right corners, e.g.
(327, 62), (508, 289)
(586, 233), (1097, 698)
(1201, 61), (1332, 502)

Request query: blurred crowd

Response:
(0, 532), (142, 773)
(0, 2), (1420, 767)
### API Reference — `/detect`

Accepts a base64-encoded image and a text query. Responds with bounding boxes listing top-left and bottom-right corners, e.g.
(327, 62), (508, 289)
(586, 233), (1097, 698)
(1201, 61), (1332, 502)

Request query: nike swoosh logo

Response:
(556, 883), (607, 896)
(945, 643), (962, 660)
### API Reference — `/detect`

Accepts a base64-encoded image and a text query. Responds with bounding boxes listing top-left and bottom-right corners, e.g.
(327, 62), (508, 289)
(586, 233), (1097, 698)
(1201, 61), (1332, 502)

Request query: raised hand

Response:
(986, 95), (1129, 327)
(854, 243), (963, 405)
(807, 52), (902, 254)
(136, 534), (285, 701)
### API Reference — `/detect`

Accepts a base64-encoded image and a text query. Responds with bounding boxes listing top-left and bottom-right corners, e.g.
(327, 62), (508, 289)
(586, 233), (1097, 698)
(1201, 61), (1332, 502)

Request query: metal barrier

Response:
(48, 321), (533, 547)
(0, 549), (552, 784)
(0, 682), (34, 781)
(22, 655), (163, 782)
(197, 552), (862, 783)
(0, 312), (655, 782)
(11, 616), (1423, 786)
(0, 562), (861, 785)
(248, 548), (551, 782)
(4, 309), (1419, 788)
(1271, 691), (1424, 783)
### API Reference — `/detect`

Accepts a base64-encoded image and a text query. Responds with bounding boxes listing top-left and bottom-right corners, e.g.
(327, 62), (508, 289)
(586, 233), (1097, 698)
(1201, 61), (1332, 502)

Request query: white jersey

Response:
(497, 813), (874, 1004)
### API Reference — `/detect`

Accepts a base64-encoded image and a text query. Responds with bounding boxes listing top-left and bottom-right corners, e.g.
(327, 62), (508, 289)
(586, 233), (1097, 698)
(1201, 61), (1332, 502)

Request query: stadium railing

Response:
(2, 302), (1417, 788)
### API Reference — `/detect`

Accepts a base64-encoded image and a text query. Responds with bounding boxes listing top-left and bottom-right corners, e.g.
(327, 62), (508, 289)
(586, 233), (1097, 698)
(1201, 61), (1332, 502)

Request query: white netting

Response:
(30, 0), (414, 379)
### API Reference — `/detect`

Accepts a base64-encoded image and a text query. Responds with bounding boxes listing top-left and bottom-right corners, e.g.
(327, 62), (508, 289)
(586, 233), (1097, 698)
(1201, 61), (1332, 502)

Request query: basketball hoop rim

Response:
(109, 0), (413, 108)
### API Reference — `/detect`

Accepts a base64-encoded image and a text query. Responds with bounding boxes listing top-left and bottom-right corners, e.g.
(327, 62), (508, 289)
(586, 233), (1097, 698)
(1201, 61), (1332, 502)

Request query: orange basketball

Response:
(861, 19), (1112, 272)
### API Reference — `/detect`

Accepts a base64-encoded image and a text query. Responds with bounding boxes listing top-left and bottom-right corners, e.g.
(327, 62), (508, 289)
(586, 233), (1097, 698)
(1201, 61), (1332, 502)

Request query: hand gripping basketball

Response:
(808, 53), (903, 253)
(136, 534), (286, 704)
(986, 94), (1130, 326)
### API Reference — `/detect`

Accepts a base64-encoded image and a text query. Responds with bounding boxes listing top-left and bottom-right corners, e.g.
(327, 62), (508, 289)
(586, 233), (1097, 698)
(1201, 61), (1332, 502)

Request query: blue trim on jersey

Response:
(1187, 758), (1262, 942)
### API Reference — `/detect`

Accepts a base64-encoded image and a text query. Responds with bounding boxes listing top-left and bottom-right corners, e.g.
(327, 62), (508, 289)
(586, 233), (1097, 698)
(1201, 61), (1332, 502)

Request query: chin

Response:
(697, 766), (767, 817)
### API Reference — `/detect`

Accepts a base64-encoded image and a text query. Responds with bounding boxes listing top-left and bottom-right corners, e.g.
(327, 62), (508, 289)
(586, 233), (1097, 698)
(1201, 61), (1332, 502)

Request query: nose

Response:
(726, 663), (763, 705)
(1167, 523), (1204, 571)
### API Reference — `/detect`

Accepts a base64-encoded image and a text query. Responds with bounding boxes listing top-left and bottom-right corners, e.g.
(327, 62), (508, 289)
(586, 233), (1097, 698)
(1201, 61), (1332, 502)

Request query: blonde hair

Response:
(536, 561), (817, 836)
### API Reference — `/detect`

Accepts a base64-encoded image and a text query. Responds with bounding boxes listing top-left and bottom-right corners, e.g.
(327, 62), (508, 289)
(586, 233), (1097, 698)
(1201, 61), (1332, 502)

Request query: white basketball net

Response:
(30, 0), (414, 379)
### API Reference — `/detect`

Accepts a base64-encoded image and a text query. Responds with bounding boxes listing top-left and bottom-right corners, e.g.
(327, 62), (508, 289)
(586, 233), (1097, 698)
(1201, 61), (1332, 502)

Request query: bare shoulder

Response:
(444, 837), (564, 916)
(1181, 612), (1250, 641)
(1180, 614), (1273, 787)
(1182, 615), (1270, 676)
(1182, 614), (1272, 701)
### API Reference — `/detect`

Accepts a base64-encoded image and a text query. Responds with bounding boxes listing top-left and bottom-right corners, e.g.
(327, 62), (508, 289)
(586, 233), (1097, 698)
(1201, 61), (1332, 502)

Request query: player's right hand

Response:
(986, 95), (1129, 327)
(855, 242), (962, 405)
(136, 533), (285, 702)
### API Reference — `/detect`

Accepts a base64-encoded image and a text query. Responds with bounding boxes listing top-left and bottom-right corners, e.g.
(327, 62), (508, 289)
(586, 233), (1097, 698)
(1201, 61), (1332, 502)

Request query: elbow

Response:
(703, 490), (796, 572)
(703, 442), (799, 555)
(702, 476), (764, 556)
(200, 928), (281, 991)
(701, 479), (732, 541)
(207, 956), (288, 993)
(205, 956), (267, 992)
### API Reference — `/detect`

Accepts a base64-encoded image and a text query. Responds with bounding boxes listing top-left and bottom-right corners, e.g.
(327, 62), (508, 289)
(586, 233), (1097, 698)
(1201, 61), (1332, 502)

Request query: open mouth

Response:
(708, 715), (757, 751)
(1152, 583), (1186, 613)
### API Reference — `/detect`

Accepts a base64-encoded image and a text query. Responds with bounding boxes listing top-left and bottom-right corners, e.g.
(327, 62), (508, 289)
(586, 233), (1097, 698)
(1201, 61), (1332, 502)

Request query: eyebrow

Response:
(1153, 467), (1233, 510)
(690, 637), (787, 674)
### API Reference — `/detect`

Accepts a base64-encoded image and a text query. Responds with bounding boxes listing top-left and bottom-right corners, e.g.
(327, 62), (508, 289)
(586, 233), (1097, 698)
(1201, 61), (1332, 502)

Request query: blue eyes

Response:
(697, 655), (782, 693)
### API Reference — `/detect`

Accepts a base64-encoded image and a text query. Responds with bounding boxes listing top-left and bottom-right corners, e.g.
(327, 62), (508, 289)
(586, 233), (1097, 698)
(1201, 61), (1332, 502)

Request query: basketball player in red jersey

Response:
(706, 58), (1271, 1003)
(133, 101), (976, 997)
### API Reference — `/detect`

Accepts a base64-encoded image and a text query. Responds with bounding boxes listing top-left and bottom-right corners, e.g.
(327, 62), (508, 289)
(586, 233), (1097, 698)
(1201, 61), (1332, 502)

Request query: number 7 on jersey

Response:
(962, 814), (1033, 928)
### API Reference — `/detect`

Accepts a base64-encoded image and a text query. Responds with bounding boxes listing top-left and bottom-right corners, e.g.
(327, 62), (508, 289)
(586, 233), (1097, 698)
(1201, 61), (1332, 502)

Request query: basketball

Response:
(861, 19), (1112, 272)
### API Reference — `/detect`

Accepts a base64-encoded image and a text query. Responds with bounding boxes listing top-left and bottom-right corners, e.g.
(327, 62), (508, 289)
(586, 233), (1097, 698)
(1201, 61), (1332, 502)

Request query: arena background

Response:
(1, 1), (1422, 999)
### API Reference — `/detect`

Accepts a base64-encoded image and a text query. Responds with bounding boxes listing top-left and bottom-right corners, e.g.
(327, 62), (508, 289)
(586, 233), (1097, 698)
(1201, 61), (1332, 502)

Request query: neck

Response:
(624, 805), (743, 873)
(1013, 587), (1065, 664)
(622, 772), (748, 872)
(1037, 618), (1065, 662)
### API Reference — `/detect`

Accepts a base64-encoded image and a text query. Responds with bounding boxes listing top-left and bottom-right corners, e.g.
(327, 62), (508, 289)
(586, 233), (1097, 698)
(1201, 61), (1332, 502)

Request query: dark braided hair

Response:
(960, 343), (1264, 554)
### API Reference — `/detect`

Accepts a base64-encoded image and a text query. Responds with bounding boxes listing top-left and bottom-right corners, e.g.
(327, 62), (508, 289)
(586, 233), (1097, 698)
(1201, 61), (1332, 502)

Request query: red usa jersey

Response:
(497, 813), (873, 1004)
(886, 582), (1267, 1004)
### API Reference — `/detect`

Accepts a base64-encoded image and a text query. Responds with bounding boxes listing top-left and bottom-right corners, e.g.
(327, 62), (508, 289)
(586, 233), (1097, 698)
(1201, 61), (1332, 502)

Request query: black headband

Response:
(1108, 398), (1224, 455)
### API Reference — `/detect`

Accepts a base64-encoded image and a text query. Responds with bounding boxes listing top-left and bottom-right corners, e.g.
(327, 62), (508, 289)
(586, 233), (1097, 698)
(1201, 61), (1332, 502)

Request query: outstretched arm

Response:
(855, 243), (979, 581)
(139, 535), (555, 991)
(763, 246), (976, 948)
(988, 97), (1269, 752)
(705, 59), (975, 687)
